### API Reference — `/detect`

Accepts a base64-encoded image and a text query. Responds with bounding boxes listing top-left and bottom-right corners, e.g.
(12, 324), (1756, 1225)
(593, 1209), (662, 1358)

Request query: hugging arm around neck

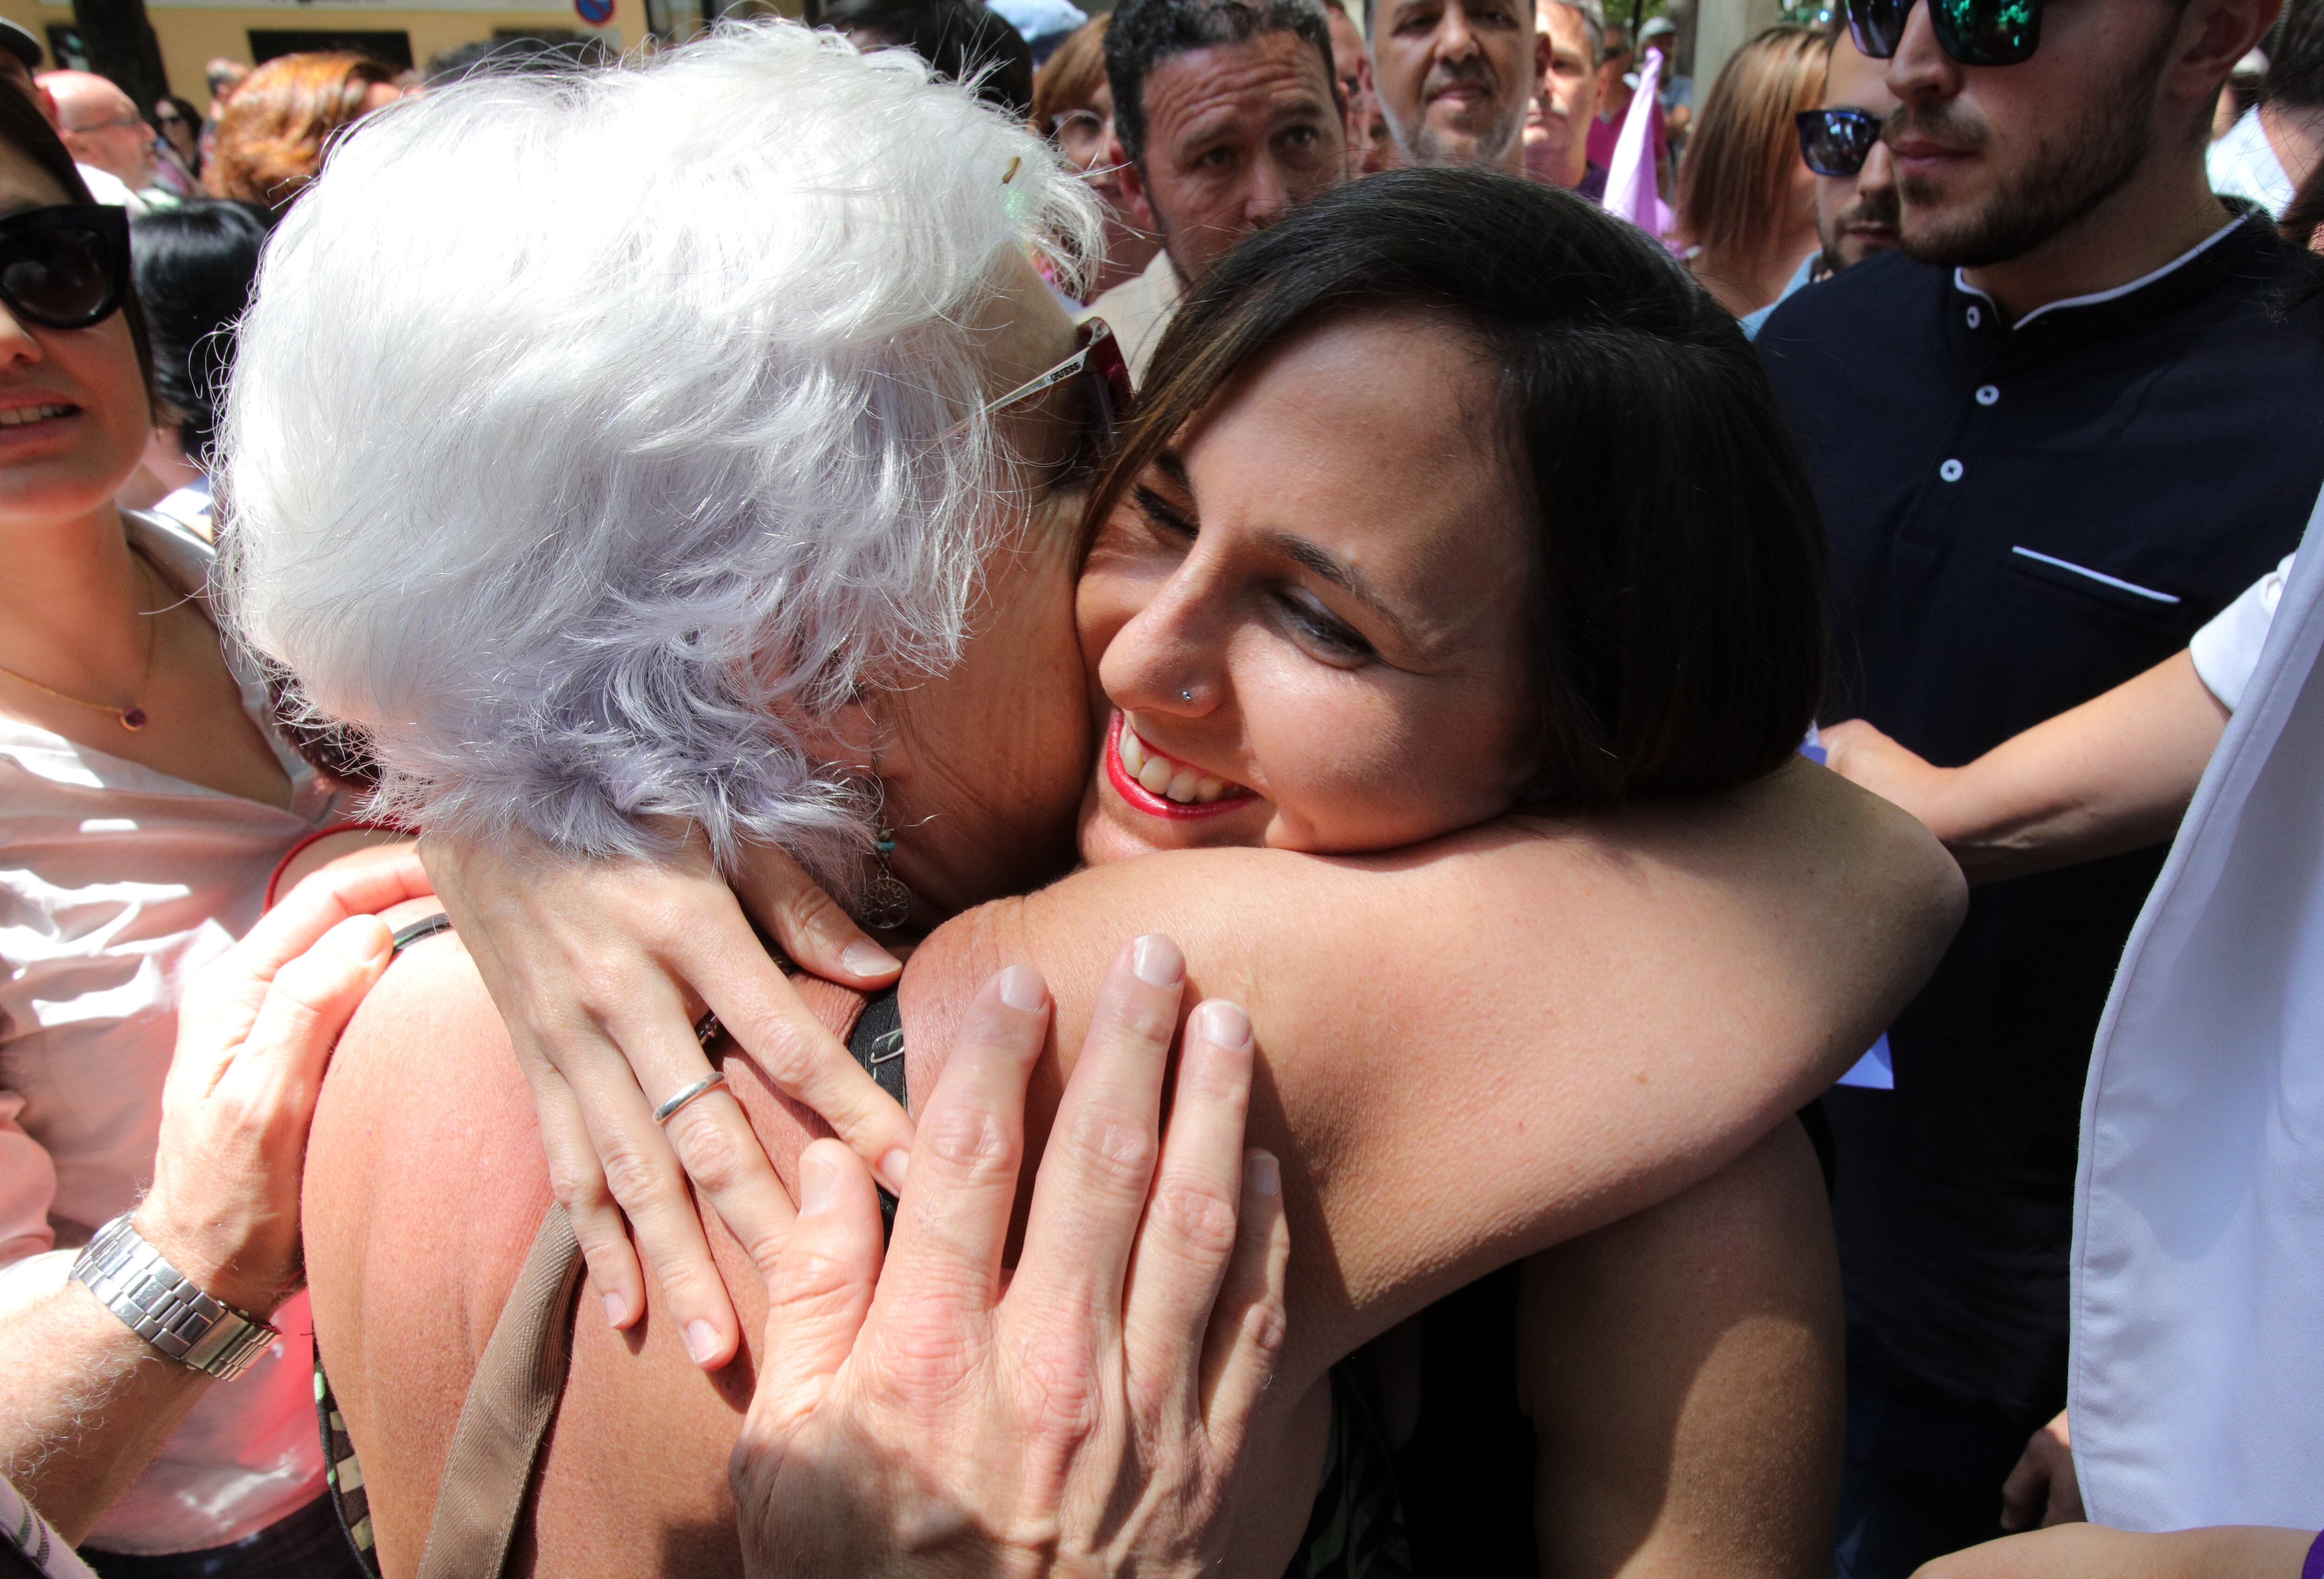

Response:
(897, 756), (1965, 1397)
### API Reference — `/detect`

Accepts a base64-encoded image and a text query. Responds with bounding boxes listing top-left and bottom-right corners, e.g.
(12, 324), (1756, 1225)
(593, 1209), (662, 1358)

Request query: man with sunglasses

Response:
(1754, 1), (2317, 1574)
(1740, 24), (1900, 337)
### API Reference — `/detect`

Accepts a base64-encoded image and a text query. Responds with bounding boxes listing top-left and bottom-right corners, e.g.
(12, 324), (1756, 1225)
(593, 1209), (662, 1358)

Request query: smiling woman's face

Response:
(1075, 308), (1544, 863)
(0, 141), (150, 533)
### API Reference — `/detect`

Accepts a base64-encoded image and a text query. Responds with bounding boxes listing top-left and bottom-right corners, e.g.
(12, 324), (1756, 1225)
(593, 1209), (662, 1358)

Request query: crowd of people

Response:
(0, 0), (2320, 1575)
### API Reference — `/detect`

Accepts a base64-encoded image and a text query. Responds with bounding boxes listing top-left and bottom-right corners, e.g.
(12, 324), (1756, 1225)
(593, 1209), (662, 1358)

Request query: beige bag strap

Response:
(416, 1204), (587, 1579)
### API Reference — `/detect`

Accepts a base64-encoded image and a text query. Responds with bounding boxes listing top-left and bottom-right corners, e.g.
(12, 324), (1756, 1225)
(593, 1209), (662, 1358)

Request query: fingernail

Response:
(602, 1292), (627, 1328)
(1132, 934), (1184, 987)
(878, 1147), (911, 1192)
(843, 939), (902, 978)
(997, 964), (1047, 1012)
(799, 1148), (835, 1216)
(1246, 1151), (1280, 1199)
(1191, 999), (1252, 1050)
(684, 1320), (721, 1365)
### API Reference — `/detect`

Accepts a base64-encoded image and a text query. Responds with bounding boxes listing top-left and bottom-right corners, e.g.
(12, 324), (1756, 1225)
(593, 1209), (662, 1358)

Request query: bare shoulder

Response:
(303, 908), (550, 1571)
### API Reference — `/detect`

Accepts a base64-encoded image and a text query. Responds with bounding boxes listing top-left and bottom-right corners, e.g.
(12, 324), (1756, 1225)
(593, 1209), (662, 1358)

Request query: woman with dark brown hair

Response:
(203, 53), (401, 215)
(1030, 15), (1159, 300)
(1675, 24), (1832, 319)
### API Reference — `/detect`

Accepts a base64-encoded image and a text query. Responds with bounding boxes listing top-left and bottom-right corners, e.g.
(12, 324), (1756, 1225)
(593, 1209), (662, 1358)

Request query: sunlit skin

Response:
(1077, 309), (1540, 865)
(1111, 32), (1345, 287)
(41, 71), (156, 189)
(0, 137), (293, 810)
(1876, 0), (2268, 317)
(1372, 0), (1545, 172)
(1524, 0), (1598, 189)
(1816, 26), (1902, 272)
(800, 257), (1096, 922)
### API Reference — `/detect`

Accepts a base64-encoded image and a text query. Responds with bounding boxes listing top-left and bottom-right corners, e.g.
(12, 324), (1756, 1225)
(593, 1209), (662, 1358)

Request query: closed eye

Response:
(1277, 588), (1377, 664)
(1134, 483), (1199, 540)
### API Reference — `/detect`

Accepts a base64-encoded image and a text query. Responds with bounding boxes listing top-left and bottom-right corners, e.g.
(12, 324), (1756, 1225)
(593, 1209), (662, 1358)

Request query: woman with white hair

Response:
(223, 23), (1963, 1570)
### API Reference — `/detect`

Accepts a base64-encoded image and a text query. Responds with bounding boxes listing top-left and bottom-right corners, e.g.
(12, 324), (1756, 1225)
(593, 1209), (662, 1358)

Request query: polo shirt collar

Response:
(1951, 210), (2263, 334)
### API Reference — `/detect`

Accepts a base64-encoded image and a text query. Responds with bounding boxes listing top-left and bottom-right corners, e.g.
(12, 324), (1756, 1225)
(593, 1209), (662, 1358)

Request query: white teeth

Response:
(1121, 715), (1240, 806)
(0, 404), (68, 428)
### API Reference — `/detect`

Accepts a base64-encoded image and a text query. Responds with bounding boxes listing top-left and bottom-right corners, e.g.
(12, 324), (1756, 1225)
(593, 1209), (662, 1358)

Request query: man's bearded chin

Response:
(1893, 44), (2166, 269)
(1823, 182), (1901, 270)
(1395, 89), (1524, 167)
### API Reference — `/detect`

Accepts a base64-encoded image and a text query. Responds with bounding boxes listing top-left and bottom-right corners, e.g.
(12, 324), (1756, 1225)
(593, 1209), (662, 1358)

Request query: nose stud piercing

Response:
(1180, 689), (1194, 702)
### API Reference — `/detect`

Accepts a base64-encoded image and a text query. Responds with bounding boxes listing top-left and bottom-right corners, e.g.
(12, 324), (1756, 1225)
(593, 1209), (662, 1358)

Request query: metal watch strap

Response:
(71, 1214), (279, 1381)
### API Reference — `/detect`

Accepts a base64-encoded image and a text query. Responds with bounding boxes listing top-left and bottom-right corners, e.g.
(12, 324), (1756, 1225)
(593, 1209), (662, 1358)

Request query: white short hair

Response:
(223, 22), (1099, 891)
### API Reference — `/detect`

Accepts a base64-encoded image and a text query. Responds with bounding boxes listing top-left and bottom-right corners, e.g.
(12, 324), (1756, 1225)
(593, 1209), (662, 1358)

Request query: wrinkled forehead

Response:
(1142, 31), (1337, 141)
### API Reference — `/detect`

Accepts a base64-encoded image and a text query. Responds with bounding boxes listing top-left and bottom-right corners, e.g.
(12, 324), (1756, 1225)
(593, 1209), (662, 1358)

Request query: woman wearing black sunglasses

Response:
(0, 78), (395, 1579)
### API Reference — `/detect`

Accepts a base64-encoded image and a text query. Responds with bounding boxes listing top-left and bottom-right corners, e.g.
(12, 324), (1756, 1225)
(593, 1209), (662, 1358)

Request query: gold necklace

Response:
(0, 562), (161, 731)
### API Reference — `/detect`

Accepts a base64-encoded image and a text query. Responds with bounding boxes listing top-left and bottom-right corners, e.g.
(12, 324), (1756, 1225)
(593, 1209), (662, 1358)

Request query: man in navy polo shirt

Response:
(1755, 0), (2317, 1574)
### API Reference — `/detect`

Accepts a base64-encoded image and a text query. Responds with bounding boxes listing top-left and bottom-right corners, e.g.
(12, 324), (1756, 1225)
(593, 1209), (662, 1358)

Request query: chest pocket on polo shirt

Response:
(2005, 544), (2196, 632)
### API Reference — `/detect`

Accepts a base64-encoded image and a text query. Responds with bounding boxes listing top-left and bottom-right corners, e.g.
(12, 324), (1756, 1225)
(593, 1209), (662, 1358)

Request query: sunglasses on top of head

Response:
(1845, 0), (2046, 69)
(1796, 107), (1887, 178)
(0, 204), (130, 331)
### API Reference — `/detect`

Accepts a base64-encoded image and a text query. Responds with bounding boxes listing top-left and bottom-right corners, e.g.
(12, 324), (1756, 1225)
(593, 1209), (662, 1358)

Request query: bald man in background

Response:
(39, 68), (165, 211)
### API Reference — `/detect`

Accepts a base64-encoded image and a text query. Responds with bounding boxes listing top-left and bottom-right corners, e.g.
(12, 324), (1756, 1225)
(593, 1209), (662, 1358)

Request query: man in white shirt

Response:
(2210, 0), (2323, 216)
(1084, 0), (1347, 379)
(37, 70), (166, 216)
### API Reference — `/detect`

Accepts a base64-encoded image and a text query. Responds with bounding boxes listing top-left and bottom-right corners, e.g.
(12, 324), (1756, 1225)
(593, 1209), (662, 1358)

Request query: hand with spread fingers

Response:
(0, 850), (432, 1541)
(731, 936), (1290, 1579)
(419, 821), (914, 1369)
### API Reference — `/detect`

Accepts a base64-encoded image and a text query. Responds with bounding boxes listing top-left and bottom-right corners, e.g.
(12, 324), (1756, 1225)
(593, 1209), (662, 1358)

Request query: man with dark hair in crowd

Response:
(1754, 1), (2315, 1574)
(1367, 0), (1542, 172)
(809, 0), (1037, 115)
(1525, 0), (1606, 196)
(2212, 0), (2324, 214)
(1741, 21), (1900, 336)
(1087, 0), (1344, 376)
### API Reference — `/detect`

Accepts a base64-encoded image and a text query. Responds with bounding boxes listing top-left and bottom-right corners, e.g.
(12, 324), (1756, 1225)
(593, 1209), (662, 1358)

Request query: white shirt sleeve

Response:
(2190, 553), (2297, 714)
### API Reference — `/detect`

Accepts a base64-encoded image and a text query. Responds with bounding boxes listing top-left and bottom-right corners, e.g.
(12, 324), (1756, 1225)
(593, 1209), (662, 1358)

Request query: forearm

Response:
(0, 1280), (210, 1541)
(903, 763), (1962, 1385)
(1916, 1524), (2317, 1579)
(1918, 653), (2226, 884)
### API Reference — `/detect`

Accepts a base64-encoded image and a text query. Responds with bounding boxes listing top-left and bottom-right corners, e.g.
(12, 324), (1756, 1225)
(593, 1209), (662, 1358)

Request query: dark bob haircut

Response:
(131, 198), (273, 467)
(0, 78), (156, 411)
(1088, 168), (1828, 811)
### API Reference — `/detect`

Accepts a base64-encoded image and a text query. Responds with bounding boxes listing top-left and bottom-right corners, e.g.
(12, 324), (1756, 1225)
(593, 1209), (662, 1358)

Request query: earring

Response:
(860, 823), (914, 931)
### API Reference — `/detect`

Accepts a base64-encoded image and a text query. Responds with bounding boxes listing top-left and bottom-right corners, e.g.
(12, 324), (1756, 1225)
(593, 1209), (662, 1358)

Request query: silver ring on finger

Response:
(653, 1070), (729, 1126)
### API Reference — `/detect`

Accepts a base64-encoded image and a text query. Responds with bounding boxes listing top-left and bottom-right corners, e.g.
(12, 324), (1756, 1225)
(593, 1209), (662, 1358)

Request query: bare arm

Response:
(900, 760), (1963, 1391)
(1822, 651), (2227, 885)
(1914, 1526), (2317, 1579)
(0, 854), (423, 1538)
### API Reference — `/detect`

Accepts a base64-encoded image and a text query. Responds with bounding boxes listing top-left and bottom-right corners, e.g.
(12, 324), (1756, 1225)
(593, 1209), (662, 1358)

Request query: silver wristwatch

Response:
(71, 1214), (280, 1381)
